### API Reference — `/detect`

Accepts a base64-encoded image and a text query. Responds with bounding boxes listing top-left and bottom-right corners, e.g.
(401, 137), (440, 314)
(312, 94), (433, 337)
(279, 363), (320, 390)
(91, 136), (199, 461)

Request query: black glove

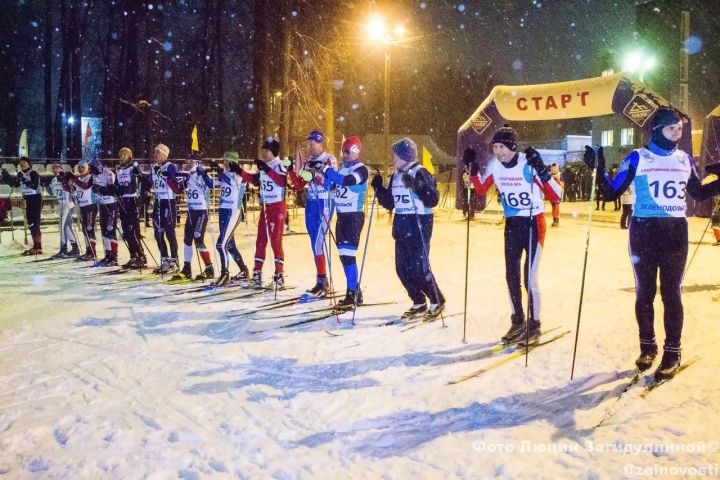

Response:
(152, 165), (161, 175)
(307, 159), (324, 172)
(197, 164), (206, 175)
(705, 162), (720, 177)
(412, 172), (427, 194)
(583, 146), (606, 171)
(228, 162), (241, 173)
(371, 173), (384, 190)
(286, 161), (294, 172)
(254, 159), (270, 173)
(462, 148), (476, 166)
(525, 146), (550, 182)
(470, 161), (480, 177)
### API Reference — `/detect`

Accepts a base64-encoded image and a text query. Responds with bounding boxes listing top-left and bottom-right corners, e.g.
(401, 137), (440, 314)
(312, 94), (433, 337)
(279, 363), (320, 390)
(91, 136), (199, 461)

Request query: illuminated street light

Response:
(622, 50), (656, 83)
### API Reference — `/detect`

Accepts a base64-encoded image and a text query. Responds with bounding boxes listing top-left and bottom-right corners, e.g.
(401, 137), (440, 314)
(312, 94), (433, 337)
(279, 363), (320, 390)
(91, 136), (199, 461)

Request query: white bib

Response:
(19, 171), (38, 196)
(93, 170), (116, 205)
(116, 166), (138, 198)
(186, 173), (210, 210)
(334, 163), (367, 213)
(74, 174), (95, 207)
(305, 152), (336, 200)
(632, 148), (691, 218)
(484, 154), (545, 217)
(151, 163), (177, 200)
(50, 177), (74, 207)
(391, 163), (432, 216)
(218, 172), (246, 210)
(258, 160), (286, 205)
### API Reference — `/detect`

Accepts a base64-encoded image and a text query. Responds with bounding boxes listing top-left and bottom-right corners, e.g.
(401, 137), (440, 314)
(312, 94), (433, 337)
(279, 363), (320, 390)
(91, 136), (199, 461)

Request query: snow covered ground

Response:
(1, 204), (719, 479)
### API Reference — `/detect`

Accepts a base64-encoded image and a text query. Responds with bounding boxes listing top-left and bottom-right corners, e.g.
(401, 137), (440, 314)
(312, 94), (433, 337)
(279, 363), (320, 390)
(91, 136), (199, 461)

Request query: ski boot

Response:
(424, 302), (445, 320)
(272, 272), (285, 289)
(305, 276), (331, 298)
(518, 320), (541, 347)
(104, 253), (119, 267)
(92, 254), (110, 267)
(654, 348), (681, 381)
(502, 313), (526, 344)
(62, 243), (80, 258)
(76, 246), (95, 261)
(50, 244), (68, 259)
(635, 342), (658, 372)
(122, 254), (139, 269)
(23, 234), (43, 256)
(551, 218), (559, 228)
(337, 288), (363, 309)
(153, 257), (168, 274)
(195, 264), (215, 281)
(251, 270), (263, 289)
(401, 304), (428, 321)
(215, 269), (230, 287)
(176, 262), (193, 280)
(231, 264), (250, 284)
(132, 255), (148, 269)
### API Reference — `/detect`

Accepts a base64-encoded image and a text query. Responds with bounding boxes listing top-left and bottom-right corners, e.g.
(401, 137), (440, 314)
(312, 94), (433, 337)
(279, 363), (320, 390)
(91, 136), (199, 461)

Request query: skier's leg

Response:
(629, 218), (660, 350)
(504, 218), (525, 318)
(658, 219), (688, 352)
(269, 203), (286, 275)
(524, 214), (545, 325)
(153, 200), (168, 258)
(254, 206), (269, 272)
(166, 199), (179, 260)
(336, 212), (363, 292)
(417, 215), (442, 305)
(395, 237), (426, 306)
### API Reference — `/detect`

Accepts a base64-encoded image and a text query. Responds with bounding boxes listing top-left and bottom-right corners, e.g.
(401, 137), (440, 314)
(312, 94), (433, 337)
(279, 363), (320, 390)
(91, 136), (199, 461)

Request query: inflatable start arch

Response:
(455, 73), (693, 210)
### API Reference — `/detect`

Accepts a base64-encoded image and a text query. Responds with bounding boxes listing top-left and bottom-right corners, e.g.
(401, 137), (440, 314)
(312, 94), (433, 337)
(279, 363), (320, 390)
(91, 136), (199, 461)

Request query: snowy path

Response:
(0, 209), (718, 478)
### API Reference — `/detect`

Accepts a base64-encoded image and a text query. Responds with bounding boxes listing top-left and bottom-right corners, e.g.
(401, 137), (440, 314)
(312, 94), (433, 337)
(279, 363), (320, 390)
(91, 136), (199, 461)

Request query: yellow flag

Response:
(422, 145), (435, 174)
(19, 129), (28, 157)
(191, 125), (199, 152)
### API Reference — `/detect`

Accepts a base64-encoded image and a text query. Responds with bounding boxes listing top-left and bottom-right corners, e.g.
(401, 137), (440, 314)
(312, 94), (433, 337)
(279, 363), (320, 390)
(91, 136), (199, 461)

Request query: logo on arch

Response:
(470, 111), (492, 135)
(623, 95), (657, 127)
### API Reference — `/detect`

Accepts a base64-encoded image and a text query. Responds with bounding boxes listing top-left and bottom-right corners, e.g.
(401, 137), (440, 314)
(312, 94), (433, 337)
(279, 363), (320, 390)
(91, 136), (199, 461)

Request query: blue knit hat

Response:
(306, 130), (324, 144)
(391, 138), (418, 163)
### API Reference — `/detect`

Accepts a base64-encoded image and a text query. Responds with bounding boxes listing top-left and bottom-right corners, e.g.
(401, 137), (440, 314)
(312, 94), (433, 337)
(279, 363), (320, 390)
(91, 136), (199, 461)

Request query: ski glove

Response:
(463, 147), (480, 177)
(307, 159), (325, 172)
(583, 146), (606, 171)
(254, 159), (270, 173)
(370, 173), (384, 190)
(525, 147), (551, 182)
(401, 173), (414, 189)
(705, 162), (720, 177)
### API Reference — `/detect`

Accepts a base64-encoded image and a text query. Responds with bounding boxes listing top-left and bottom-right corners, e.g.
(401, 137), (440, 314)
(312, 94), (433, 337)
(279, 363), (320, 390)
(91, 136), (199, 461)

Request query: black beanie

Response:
(261, 137), (280, 157)
(491, 124), (518, 151)
(650, 107), (682, 150)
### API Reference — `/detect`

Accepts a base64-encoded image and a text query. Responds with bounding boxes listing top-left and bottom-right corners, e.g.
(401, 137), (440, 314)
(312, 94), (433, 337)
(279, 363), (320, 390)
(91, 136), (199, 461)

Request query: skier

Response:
(288, 130), (337, 298)
(214, 151), (250, 287)
(309, 136), (368, 308)
(467, 125), (562, 345)
(177, 158), (215, 280)
(146, 143), (181, 274)
(47, 162), (79, 258)
(2, 157), (43, 255)
(620, 182), (634, 230)
(67, 160), (98, 260)
(115, 148), (147, 269)
(87, 158), (119, 266)
(549, 163), (563, 227)
(238, 138), (287, 289)
(370, 137), (445, 320)
(583, 107), (720, 380)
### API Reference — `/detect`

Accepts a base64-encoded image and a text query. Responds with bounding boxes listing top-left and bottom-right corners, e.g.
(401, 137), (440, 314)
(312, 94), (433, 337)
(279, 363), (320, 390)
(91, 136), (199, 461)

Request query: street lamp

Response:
(366, 14), (405, 163)
(622, 50), (656, 83)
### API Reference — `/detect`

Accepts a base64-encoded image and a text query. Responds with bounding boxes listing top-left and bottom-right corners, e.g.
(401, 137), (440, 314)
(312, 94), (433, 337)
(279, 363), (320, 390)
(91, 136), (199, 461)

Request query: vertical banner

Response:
(191, 124), (199, 152)
(81, 117), (102, 162)
(18, 129), (28, 157)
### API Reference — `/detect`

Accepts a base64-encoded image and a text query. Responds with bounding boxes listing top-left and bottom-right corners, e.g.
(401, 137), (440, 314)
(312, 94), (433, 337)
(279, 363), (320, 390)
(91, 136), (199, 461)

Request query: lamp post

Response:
(366, 15), (405, 163)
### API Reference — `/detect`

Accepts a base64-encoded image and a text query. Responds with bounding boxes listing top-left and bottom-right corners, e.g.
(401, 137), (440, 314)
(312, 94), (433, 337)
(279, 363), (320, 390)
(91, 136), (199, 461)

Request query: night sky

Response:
(0, 0), (715, 160)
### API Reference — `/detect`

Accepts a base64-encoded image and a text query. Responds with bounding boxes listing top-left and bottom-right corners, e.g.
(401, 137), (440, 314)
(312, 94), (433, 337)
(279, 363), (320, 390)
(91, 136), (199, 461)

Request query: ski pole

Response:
(351, 185), (376, 325)
(684, 200), (720, 281)
(311, 180), (340, 321)
(462, 181), (471, 343)
(408, 169), (445, 328)
(570, 148), (600, 380)
(524, 171), (535, 367)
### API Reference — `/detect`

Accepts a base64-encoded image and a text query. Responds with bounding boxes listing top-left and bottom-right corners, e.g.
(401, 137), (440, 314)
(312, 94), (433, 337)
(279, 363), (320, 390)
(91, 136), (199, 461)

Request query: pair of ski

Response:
(165, 281), (290, 304)
(248, 301), (397, 334)
(223, 293), (343, 318)
(593, 356), (700, 429)
(447, 328), (571, 385)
